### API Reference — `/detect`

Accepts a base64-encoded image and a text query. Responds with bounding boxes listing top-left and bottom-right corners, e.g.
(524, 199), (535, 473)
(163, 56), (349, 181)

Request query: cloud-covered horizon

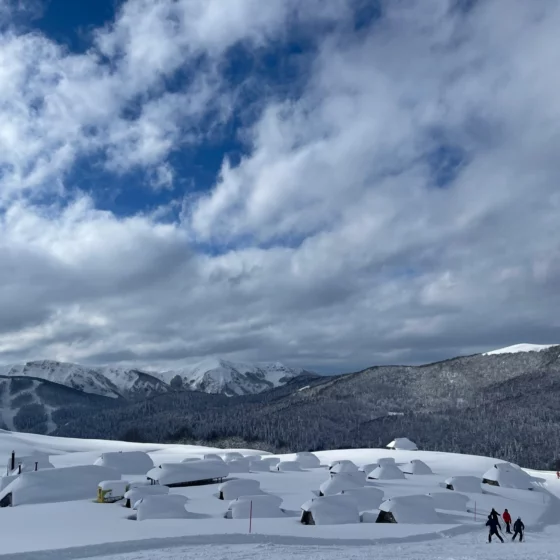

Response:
(0, 0), (559, 373)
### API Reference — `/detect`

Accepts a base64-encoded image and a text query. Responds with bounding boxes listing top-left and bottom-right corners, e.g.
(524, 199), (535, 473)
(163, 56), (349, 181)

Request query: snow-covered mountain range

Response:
(0, 359), (314, 399)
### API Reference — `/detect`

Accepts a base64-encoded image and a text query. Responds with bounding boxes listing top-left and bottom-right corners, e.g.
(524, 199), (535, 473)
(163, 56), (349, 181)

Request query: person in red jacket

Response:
(502, 509), (512, 534)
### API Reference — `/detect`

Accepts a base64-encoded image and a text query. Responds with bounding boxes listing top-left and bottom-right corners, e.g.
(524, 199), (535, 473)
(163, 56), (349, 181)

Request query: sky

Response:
(0, 0), (559, 374)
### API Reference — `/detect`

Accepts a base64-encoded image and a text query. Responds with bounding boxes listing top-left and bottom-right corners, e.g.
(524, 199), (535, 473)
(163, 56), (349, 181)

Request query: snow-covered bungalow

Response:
(0, 465), (119, 507)
(94, 451), (154, 475)
(402, 459), (433, 475)
(136, 494), (191, 521)
(295, 452), (321, 468)
(358, 463), (378, 475)
(97, 480), (129, 503)
(224, 452), (244, 461)
(124, 485), (169, 508)
(377, 457), (397, 466)
(482, 463), (534, 490)
(376, 495), (439, 524)
(249, 460), (270, 472)
(204, 453), (225, 462)
(319, 474), (363, 496)
(386, 437), (418, 451)
(444, 475), (483, 493)
(260, 457), (280, 468)
(367, 464), (405, 481)
(330, 461), (359, 475)
(276, 461), (303, 472)
(225, 494), (284, 519)
(5, 451), (54, 476)
(427, 492), (469, 511)
(218, 478), (261, 500)
(147, 460), (229, 488)
(301, 495), (360, 526)
(340, 486), (384, 511)
(226, 458), (251, 473)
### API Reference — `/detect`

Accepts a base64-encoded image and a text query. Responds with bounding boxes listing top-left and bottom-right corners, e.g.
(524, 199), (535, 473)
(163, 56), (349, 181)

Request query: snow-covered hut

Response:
(5, 452), (53, 476)
(276, 461), (303, 472)
(330, 461), (359, 475)
(124, 485), (169, 508)
(376, 495), (439, 524)
(225, 494), (284, 519)
(260, 457), (280, 468)
(319, 474), (363, 496)
(218, 478), (261, 500)
(427, 492), (469, 511)
(0, 465), (119, 507)
(97, 480), (129, 503)
(358, 463), (378, 475)
(295, 452), (321, 468)
(204, 453), (225, 462)
(224, 452), (244, 461)
(181, 458), (200, 463)
(340, 486), (384, 511)
(226, 458), (251, 473)
(368, 464), (405, 481)
(301, 495), (360, 526)
(386, 438), (418, 451)
(136, 494), (190, 521)
(94, 451), (154, 475)
(329, 459), (358, 471)
(482, 463), (533, 490)
(444, 476), (483, 493)
(249, 460), (270, 472)
(147, 460), (228, 487)
(402, 459), (432, 475)
(377, 457), (397, 466)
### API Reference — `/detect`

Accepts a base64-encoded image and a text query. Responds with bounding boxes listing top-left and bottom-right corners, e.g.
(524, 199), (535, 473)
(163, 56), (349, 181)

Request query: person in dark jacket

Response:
(490, 508), (499, 522)
(486, 514), (504, 543)
(512, 517), (524, 542)
(502, 509), (512, 533)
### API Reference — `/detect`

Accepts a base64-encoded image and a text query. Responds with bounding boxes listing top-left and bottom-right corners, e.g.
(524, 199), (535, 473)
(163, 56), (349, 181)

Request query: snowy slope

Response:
(483, 343), (559, 355)
(157, 357), (313, 396)
(0, 430), (559, 558)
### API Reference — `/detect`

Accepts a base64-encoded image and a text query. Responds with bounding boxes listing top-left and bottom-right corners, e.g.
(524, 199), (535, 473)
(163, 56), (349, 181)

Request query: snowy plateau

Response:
(0, 430), (558, 560)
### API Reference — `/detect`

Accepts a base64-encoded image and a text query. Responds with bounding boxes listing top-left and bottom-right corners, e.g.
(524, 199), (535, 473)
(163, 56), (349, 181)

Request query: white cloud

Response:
(0, 0), (559, 372)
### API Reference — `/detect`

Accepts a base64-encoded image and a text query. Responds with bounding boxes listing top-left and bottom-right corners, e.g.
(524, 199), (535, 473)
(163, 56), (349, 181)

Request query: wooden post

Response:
(474, 501), (476, 522)
(249, 500), (253, 534)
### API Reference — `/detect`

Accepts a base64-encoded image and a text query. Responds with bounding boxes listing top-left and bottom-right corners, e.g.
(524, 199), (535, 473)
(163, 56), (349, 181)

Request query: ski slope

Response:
(0, 430), (559, 559)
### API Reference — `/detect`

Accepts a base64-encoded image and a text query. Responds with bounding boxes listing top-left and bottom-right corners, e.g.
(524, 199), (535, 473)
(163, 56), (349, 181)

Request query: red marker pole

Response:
(249, 500), (253, 534)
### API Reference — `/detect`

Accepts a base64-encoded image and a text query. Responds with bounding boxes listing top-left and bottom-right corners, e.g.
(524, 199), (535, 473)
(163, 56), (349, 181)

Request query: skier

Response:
(486, 514), (504, 543)
(557, 470), (560, 479)
(490, 508), (499, 522)
(502, 508), (512, 533)
(512, 517), (525, 542)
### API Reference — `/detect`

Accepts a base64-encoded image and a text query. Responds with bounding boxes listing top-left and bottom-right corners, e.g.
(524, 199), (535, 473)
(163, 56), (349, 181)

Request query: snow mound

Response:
(319, 474), (363, 496)
(402, 459), (433, 475)
(378, 495), (440, 524)
(94, 451), (153, 474)
(330, 461), (359, 475)
(295, 452), (321, 468)
(483, 343), (558, 355)
(368, 464), (405, 480)
(124, 485), (169, 508)
(427, 491), (469, 511)
(387, 438), (418, 451)
(225, 494), (284, 519)
(136, 494), (190, 521)
(276, 461), (303, 472)
(444, 475), (483, 493)
(482, 463), (535, 490)
(340, 486), (384, 511)
(218, 479), (261, 500)
(301, 494), (360, 525)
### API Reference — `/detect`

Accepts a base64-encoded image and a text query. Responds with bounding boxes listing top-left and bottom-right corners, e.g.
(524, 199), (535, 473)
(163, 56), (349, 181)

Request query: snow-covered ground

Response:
(0, 430), (559, 559)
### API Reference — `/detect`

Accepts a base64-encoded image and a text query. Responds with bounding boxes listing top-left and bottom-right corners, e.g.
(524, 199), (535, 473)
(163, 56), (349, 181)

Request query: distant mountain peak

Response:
(483, 343), (559, 356)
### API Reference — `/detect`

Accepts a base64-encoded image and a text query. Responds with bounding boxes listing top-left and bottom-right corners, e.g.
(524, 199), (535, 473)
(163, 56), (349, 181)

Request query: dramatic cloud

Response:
(0, 0), (559, 372)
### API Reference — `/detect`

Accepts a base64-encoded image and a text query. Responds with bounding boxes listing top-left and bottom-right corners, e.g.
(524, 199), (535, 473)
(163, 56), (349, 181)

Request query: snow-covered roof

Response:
(203, 454), (224, 462)
(260, 457), (280, 467)
(6, 452), (54, 476)
(319, 474), (363, 496)
(0, 465), (119, 507)
(218, 478), (261, 500)
(340, 486), (384, 511)
(330, 461), (359, 475)
(98, 480), (128, 492)
(94, 451), (153, 475)
(386, 438), (418, 451)
(225, 494), (284, 519)
(358, 463), (378, 475)
(379, 495), (440, 524)
(427, 492), (469, 511)
(125, 485), (169, 508)
(483, 343), (558, 355)
(301, 495), (360, 525)
(402, 459), (433, 475)
(329, 459), (358, 470)
(249, 460), (270, 472)
(377, 457), (397, 466)
(482, 463), (534, 490)
(276, 461), (303, 472)
(226, 458), (251, 473)
(147, 460), (229, 486)
(444, 475), (483, 493)
(136, 494), (190, 521)
(224, 452), (244, 461)
(295, 452), (321, 468)
(368, 464), (405, 480)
